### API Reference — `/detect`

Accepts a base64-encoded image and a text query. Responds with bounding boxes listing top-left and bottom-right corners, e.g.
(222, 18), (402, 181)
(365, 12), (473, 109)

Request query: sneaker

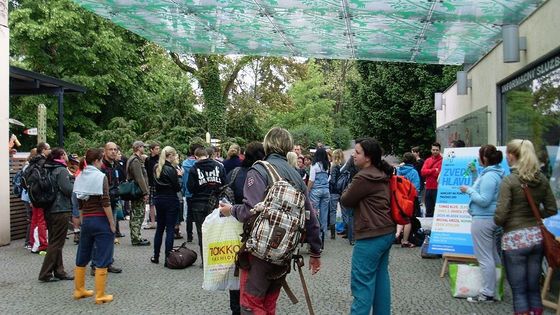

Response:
(467, 294), (494, 303)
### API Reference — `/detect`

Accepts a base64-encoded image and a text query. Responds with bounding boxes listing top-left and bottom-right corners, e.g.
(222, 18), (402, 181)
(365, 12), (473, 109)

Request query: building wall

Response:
(1, 0), (11, 246)
(438, 0), (560, 145)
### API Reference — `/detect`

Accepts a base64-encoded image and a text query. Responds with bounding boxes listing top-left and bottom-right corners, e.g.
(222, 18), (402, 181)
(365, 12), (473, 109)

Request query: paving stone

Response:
(0, 221), (554, 314)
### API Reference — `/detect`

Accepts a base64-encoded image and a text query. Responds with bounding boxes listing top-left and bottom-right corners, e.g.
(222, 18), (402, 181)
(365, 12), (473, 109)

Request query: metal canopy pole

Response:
(57, 88), (64, 147)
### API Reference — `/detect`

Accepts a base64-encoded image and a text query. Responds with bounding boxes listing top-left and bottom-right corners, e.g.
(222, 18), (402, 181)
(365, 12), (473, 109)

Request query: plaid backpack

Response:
(245, 161), (306, 266)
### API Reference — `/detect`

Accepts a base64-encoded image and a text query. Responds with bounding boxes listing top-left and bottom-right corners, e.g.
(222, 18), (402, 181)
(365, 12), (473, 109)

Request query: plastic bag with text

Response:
(202, 208), (243, 291)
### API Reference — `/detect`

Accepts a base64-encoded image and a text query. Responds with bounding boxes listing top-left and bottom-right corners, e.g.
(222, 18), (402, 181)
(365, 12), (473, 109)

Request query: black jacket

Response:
(100, 158), (121, 201)
(154, 161), (181, 196)
(187, 158), (226, 206)
(44, 161), (74, 213)
(145, 155), (159, 187)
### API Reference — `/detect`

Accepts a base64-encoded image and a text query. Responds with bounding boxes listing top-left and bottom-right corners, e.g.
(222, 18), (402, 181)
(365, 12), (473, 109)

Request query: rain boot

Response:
(94, 267), (113, 304)
(330, 224), (336, 239)
(73, 266), (93, 300)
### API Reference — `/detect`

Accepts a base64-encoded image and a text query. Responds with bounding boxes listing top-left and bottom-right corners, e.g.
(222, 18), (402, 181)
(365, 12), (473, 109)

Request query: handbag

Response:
(521, 183), (560, 269)
(166, 242), (197, 269)
(117, 180), (143, 201)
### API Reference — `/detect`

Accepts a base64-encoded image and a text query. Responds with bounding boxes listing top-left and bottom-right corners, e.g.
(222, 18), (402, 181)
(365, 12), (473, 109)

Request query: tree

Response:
(9, 0), (200, 153)
(170, 53), (255, 139)
(347, 62), (458, 155)
(265, 61), (336, 146)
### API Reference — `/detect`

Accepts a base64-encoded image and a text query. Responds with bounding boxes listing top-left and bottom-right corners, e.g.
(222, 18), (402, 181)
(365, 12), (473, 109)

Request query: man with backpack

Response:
(219, 127), (321, 314)
(186, 147), (227, 262)
(24, 142), (51, 253)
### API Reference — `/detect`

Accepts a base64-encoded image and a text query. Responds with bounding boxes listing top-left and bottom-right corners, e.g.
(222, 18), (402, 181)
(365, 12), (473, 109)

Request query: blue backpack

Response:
(12, 169), (24, 197)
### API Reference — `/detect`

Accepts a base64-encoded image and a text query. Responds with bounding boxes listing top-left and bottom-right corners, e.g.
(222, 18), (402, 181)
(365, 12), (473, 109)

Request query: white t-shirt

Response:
(309, 163), (326, 182)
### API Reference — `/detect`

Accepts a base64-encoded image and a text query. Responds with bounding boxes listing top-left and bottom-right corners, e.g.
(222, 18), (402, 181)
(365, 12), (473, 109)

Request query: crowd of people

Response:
(12, 130), (557, 315)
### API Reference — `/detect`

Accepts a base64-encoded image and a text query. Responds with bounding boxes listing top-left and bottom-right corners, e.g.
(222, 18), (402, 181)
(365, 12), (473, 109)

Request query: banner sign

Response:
(547, 144), (560, 237)
(428, 147), (510, 255)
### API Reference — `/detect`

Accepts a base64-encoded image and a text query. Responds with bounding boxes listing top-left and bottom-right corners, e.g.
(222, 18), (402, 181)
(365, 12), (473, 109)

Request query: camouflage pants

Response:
(130, 199), (145, 243)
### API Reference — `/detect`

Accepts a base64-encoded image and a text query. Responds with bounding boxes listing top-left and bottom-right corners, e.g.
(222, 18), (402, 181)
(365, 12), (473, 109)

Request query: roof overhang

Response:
(73, 0), (544, 65)
(10, 66), (87, 96)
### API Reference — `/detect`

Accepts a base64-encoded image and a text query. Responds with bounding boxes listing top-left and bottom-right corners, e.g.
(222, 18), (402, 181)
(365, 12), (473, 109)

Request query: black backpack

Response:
(334, 168), (351, 194)
(27, 164), (57, 210)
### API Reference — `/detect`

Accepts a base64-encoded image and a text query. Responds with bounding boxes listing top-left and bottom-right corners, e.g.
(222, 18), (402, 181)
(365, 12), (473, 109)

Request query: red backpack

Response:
(390, 175), (418, 225)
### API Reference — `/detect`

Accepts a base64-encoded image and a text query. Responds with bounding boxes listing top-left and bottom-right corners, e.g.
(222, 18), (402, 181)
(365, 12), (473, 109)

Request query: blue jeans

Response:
(341, 206), (354, 242)
(310, 188), (330, 237)
(153, 195), (180, 259)
(503, 243), (544, 313)
(76, 216), (114, 268)
(350, 232), (394, 315)
(329, 193), (340, 226)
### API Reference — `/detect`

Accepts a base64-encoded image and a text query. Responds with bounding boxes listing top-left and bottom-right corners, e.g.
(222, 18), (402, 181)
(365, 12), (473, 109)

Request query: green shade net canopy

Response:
(72, 0), (543, 65)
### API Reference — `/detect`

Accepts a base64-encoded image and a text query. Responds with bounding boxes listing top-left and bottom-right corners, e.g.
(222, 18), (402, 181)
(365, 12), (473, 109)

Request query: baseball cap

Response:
(132, 141), (145, 150)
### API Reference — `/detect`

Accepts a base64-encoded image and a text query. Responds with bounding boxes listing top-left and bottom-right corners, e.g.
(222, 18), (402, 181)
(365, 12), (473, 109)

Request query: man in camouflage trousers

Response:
(128, 141), (151, 246)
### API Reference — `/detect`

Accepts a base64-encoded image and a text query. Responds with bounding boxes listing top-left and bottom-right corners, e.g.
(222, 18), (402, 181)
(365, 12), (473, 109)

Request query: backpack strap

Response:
(254, 161), (282, 184)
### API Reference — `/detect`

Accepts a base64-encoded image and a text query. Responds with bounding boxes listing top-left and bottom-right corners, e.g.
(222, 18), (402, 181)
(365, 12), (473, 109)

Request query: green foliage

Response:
(331, 127), (352, 150)
(347, 61), (459, 155)
(290, 125), (325, 150)
(265, 61), (336, 145)
(9, 0), (202, 153)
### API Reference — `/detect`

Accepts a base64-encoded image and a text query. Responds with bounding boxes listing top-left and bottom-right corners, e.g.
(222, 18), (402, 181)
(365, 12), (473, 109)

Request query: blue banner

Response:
(428, 147), (510, 255)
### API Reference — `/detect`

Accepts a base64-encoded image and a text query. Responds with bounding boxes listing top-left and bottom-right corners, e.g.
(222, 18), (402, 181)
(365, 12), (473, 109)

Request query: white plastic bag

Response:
(449, 263), (505, 300)
(202, 208), (243, 291)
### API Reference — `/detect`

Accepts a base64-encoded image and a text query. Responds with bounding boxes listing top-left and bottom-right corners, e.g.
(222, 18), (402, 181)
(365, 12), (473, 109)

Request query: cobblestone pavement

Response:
(0, 220), (555, 315)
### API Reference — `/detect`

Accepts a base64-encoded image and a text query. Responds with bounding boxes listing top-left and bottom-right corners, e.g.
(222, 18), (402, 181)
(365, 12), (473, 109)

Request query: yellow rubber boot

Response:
(73, 266), (93, 300)
(94, 267), (113, 304)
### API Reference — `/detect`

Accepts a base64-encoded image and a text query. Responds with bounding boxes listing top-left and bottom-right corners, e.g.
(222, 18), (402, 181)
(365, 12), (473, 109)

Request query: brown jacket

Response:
(127, 153), (149, 195)
(495, 169), (557, 233)
(340, 165), (395, 240)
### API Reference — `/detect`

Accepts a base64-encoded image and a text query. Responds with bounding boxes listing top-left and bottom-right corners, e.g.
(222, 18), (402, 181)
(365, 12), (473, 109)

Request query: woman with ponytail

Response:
(459, 144), (505, 303)
(72, 148), (115, 304)
(151, 146), (183, 266)
(340, 138), (395, 315)
(495, 139), (557, 315)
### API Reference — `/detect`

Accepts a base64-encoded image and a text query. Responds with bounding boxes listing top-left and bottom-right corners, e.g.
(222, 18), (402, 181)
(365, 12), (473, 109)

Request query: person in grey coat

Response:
(38, 148), (75, 282)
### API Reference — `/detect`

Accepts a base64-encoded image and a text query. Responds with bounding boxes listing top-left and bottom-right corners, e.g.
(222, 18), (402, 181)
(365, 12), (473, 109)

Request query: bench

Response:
(439, 253), (478, 278)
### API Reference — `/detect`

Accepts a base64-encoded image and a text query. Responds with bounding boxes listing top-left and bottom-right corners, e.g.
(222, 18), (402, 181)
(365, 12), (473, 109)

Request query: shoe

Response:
(39, 276), (59, 283)
(132, 239), (151, 246)
(90, 266), (96, 276)
(107, 265), (122, 274)
(115, 232), (126, 238)
(401, 242), (416, 248)
(174, 233), (183, 240)
(350, 241), (356, 246)
(467, 294), (494, 303)
(55, 274), (74, 280)
(143, 223), (156, 230)
(73, 266), (93, 300)
(94, 268), (113, 304)
(186, 237), (193, 243)
(341, 234), (348, 239)
(151, 256), (159, 264)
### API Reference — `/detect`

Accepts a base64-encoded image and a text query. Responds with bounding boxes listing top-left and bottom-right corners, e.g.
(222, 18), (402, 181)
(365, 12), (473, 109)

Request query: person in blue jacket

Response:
(181, 143), (203, 243)
(460, 144), (505, 303)
(396, 152), (421, 248)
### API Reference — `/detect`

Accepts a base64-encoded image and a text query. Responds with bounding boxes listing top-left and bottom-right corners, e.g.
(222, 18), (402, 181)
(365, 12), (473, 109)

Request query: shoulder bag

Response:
(118, 156), (143, 201)
(521, 183), (560, 269)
